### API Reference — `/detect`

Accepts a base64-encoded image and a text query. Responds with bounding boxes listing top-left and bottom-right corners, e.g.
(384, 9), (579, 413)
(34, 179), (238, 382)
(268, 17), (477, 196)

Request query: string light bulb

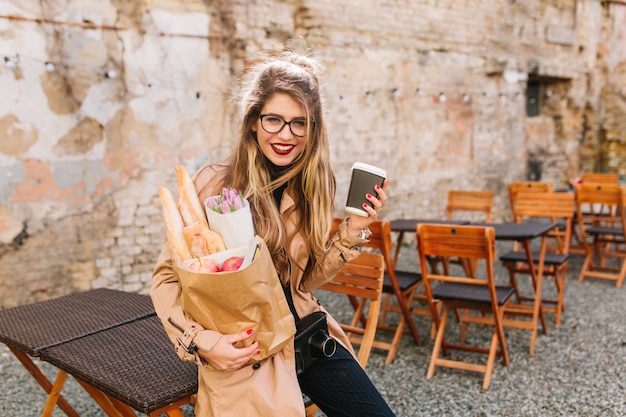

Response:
(4, 55), (18, 68)
(438, 92), (446, 102)
(1, 51), (226, 100)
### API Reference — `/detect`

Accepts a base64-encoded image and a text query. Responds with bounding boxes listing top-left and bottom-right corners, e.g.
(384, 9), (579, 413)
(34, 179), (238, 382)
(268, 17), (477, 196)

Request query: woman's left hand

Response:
(346, 178), (388, 235)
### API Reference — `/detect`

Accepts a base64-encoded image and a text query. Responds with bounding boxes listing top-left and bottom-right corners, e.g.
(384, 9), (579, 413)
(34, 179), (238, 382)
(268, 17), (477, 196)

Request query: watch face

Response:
(359, 229), (368, 239)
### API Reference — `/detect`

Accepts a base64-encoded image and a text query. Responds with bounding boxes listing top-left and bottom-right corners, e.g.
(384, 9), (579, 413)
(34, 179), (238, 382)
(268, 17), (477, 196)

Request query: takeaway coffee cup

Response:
(345, 162), (387, 217)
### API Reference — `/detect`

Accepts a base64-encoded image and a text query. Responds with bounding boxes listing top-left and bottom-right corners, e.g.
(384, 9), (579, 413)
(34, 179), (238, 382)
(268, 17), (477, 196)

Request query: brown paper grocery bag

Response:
(174, 237), (296, 368)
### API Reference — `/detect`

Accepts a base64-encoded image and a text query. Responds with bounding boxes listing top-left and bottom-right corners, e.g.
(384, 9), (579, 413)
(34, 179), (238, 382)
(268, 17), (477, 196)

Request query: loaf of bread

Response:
(183, 221), (227, 258)
(176, 165), (209, 230)
(158, 165), (227, 260)
(158, 186), (193, 260)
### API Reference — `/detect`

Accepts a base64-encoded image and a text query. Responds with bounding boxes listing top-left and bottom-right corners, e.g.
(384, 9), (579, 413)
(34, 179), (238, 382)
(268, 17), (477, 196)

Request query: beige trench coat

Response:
(151, 164), (368, 417)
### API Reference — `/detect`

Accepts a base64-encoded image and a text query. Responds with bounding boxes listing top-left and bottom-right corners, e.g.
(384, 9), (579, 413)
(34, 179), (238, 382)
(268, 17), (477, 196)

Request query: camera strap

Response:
(282, 281), (300, 321)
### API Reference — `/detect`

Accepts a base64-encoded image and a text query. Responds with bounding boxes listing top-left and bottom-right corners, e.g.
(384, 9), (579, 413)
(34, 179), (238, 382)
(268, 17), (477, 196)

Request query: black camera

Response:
(294, 311), (336, 375)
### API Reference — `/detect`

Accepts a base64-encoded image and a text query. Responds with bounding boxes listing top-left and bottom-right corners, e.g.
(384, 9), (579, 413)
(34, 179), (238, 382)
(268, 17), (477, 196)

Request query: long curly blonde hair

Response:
(222, 41), (336, 281)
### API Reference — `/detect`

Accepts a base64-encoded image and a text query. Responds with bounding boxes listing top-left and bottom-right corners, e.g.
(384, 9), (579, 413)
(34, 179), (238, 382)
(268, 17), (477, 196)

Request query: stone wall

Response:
(0, 0), (625, 307)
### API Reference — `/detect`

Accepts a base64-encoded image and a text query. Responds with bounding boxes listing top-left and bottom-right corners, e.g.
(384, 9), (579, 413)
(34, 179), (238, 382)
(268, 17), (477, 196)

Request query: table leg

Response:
(388, 271), (421, 346)
(518, 237), (548, 356)
(521, 238), (548, 337)
(41, 369), (68, 417)
(150, 398), (195, 417)
(389, 230), (422, 345)
(73, 378), (135, 417)
(75, 375), (193, 417)
(502, 236), (548, 356)
(8, 347), (80, 417)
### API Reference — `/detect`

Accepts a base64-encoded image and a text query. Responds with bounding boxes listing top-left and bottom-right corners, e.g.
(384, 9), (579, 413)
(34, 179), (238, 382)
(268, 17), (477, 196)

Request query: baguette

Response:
(158, 186), (193, 260)
(175, 164), (229, 254)
(176, 165), (209, 229)
(182, 221), (227, 257)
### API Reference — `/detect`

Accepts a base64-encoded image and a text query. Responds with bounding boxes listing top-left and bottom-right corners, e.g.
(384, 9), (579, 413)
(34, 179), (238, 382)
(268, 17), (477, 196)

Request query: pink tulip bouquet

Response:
(205, 187), (246, 214)
(204, 187), (255, 249)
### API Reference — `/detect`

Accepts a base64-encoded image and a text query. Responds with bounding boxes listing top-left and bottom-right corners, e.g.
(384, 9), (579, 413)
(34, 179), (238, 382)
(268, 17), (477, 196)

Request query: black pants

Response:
(282, 285), (394, 416)
(298, 343), (396, 417)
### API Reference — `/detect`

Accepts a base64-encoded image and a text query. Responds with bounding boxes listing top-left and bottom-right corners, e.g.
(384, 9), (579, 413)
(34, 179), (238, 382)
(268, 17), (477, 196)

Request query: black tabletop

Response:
(390, 218), (470, 233)
(0, 288), (155, 355)
(471, 222), (559, 241)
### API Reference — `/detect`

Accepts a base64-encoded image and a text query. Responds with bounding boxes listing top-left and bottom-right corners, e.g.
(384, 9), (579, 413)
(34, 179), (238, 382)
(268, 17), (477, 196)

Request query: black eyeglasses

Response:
(259, 114), (314, 137)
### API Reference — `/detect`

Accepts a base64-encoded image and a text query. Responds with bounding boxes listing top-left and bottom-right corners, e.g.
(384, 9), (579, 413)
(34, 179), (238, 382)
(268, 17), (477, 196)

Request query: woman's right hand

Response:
(197, 329), (259, 371)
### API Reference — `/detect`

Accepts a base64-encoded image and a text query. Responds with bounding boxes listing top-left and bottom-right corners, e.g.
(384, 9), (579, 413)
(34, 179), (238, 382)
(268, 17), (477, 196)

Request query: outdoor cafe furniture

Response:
(574, 183), (626, 288)
(0, 288), (197, 417)
(471, 220), (557, 356)
(416, 224), (515, 390)
(393, 191), (494, 277)
(499, 191), (575, 325)
(438, 190), (495, 275)
(507, 181), (554, 216)
(570, 173), (620, 254)
(580, 172), (620, 185)
(333, 218), (422, 364)
(389, 218), (470, 267)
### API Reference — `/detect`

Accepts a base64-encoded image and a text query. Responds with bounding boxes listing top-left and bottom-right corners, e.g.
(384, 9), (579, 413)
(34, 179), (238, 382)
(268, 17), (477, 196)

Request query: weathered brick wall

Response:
(0, 0), (624, 307)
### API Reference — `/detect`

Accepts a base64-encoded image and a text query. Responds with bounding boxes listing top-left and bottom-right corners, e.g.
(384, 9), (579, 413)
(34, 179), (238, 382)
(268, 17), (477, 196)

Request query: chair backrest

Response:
(581, 172), (620, 185)
(318, 252), (384, 367)
(445, 190), (494, 222)
(508, 181), (554, 215)
(416, 224), (497, 307)
(575, 184), (626, 230)
(512, 191), (575, 254)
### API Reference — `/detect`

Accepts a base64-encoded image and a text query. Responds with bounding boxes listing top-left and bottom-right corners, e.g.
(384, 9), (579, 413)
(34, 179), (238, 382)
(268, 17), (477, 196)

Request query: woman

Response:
(151, 41), (395, 417)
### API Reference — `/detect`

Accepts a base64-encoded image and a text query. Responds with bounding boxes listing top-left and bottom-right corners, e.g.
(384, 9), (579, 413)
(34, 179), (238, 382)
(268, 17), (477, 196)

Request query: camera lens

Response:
(308, 330), (337, 358)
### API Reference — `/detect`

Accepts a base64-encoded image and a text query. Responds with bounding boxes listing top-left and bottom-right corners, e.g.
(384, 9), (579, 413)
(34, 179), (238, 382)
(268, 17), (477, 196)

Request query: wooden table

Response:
(472, 221), (559, 355)
(0, 288), (197, 417)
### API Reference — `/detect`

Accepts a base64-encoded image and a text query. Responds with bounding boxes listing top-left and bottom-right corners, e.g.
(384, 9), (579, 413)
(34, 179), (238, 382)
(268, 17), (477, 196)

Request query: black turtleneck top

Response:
(265, 159), (300, 321)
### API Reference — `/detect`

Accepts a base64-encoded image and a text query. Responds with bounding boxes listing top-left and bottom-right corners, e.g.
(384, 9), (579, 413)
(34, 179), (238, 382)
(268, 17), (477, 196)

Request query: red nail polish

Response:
(256, 350), (261, 355)
(366, 194), (372, 199)
(247, 329), (253, 335)
(363, 203), (368, 208)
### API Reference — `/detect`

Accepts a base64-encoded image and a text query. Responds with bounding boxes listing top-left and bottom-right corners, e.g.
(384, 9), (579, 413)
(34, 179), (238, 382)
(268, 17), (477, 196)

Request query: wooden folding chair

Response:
(417, 224), (515, 390)
(508, 181), (561, 254)
(445, 190), (494, 222)
(508, 181), (554, 217)
(317, 252), (385, 366)
(575, 184), (626, 288)
(581, 172), (620, 185)
(305, 252), (385, 417)
(499, 192), (575, 325)
(332, 218), (423, 365)
(431, 190), (494, 276)
(571, 173), (620, 254)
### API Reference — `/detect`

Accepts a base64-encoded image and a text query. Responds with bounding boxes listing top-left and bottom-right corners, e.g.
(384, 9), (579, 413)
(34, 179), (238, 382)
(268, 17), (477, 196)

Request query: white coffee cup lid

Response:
(352, 162), (387, 178)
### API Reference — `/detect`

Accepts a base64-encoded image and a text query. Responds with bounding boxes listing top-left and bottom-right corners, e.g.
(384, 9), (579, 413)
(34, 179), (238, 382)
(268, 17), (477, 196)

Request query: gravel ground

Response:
(2, 241), (625, 417)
